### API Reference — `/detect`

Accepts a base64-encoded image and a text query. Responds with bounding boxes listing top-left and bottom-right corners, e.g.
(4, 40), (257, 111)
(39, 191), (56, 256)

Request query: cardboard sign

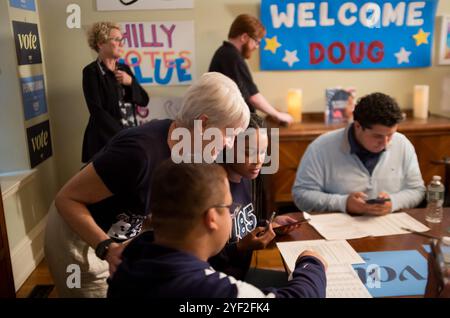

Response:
(97, 0), (193, 11)
(9, 0), (36, 11)
(119, 21), (195, 86)
(12, 21), (42, 65)
(260, 0), (438, 70)
(353, 250), (427, 297)
(20, 75), (48, 120)
(26, 120), (53, 168)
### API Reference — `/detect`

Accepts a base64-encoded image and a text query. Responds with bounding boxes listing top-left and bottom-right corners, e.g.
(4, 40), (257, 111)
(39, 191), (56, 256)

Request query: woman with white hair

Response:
(82, 22), (149, 163)
(44, 72), (250, 298)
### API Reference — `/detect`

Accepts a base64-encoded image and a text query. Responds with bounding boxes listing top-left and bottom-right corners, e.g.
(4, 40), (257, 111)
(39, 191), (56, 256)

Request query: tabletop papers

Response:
(307, 212), (430, 241)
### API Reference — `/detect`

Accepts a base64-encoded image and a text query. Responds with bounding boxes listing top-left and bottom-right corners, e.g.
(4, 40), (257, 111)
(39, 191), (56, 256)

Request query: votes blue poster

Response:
(9, 0), (36, 11)
(20, 75), (48, 120)
(352, 250), (428, 297)
(260, 0), (439, 70)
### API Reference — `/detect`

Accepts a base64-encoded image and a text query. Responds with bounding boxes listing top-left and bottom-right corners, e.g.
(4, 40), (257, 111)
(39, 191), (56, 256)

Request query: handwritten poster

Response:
(12, 21), (42, 65)
(136, 96), (183, 125)
(118, 21), (195, 86)
(97, 0), (193, 11)
(20, 75), (48, 120)
(260, 0), (438, 70)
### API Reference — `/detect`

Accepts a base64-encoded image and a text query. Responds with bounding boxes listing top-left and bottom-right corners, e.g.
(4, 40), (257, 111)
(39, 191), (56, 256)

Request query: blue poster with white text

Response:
(260, 0), (439, 70)
(352, 250), (428, 297)
(20, 75), (48, 121)
(9, 0), (36, 11)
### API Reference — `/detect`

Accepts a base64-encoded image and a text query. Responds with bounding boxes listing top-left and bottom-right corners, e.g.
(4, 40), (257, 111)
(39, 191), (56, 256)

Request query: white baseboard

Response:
(10, 215), (48, 291)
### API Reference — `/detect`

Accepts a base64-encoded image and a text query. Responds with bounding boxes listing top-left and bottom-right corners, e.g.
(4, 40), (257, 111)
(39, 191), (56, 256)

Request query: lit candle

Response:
(413, 85), (429, 119)
(287, 89), (302, 122)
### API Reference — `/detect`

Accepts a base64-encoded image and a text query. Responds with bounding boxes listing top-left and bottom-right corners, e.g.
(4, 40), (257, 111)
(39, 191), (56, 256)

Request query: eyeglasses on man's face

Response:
(210, 203), (241, 219)
(249, 35), (261, 47)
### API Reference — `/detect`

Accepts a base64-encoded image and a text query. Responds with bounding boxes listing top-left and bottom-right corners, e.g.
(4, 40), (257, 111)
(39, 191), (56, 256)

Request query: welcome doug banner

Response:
(260, 0), (439, 70)
(118, 21), (195, 86)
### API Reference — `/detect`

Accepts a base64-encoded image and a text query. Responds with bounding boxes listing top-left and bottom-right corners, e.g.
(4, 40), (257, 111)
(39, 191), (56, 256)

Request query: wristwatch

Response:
(95, 238), (115, 260)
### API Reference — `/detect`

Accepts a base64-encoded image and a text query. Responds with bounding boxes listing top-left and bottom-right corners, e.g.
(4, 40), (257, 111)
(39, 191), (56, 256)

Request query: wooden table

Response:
(251, 208), (450, 294)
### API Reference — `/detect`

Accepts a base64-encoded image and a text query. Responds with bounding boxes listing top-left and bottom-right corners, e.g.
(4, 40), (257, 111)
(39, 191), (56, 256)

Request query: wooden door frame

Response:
(0, 186), (16, 298)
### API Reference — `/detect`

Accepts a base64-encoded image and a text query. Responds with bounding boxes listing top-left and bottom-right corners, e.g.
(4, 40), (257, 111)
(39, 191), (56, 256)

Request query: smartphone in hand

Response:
(365, 198), (391, 204)
(273, 220), (308, 236)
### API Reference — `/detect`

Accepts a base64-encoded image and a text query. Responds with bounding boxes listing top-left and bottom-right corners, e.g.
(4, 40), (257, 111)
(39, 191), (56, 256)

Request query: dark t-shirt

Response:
(209, 41), (259, 112)
(208, 177), (256, 280)
(88, 119), (172, 241)
(229, 178), (257, 243)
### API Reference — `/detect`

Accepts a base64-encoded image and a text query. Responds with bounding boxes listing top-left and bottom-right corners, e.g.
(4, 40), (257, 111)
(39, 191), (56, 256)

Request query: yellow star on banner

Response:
(264, 36), (281, 54)
(412, 28), (430, 46)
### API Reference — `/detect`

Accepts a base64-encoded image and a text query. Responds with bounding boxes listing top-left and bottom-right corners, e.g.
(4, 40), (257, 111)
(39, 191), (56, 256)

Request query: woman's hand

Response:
(114, 70), (132, 86)
(272, 215), (303, 235)
(105, 242), (125, 277)
(236, 224), (275, 252)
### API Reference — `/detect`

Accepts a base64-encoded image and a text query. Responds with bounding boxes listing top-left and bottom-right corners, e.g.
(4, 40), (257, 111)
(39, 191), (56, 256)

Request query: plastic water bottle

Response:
(425, 176), (445, 223)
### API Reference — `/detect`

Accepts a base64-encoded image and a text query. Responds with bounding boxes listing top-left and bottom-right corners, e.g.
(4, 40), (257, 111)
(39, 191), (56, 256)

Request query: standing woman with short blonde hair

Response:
(82, 22), (149, 163)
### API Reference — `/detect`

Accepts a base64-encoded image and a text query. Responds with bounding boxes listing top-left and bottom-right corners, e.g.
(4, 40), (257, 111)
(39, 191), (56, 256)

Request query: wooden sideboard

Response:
(265, 114), (450, 211)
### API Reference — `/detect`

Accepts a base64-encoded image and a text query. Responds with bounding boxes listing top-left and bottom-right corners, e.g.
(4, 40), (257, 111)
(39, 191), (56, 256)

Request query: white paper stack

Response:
(276, 240), (371, 298)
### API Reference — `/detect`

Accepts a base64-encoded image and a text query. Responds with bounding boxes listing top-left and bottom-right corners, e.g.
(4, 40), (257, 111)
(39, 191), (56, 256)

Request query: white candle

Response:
(287, 89), (303, 122)
(413, 85), (429, 119)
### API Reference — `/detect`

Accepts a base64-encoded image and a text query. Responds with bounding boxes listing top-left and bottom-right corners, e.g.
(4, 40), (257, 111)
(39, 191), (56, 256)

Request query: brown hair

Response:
(87, 22), (120, 52)
(150, 161), (228, 237)
(228, 14), (266, 40)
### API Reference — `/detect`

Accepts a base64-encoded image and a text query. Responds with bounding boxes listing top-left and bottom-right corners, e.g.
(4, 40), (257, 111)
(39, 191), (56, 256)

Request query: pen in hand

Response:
(257, 211), (277, 237)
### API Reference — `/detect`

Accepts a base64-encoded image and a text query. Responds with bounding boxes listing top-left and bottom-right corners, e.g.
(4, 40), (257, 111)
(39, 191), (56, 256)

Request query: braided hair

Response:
(247, 114), (268, 221)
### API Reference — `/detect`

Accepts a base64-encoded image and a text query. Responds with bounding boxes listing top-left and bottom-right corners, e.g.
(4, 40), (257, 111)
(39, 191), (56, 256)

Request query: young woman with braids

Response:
(209, 114), (300, 281)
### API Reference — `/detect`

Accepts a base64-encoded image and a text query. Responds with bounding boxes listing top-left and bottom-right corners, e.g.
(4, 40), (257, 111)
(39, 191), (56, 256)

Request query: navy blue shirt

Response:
(108, 231), (327, 298)
(348, 124), (384, 175)
(88, 119), (172, 241)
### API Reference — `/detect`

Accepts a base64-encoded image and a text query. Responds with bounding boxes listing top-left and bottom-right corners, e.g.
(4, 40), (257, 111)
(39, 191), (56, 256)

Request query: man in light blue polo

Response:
(292, 92), (425, 215)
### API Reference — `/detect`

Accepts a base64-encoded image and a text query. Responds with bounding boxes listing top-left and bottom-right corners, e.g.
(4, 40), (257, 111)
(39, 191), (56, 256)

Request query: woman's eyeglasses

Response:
(109, 37), (125, 44)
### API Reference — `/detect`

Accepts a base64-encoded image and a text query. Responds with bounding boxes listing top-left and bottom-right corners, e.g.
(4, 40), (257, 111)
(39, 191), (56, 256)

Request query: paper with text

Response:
(276, 239), (364, 275)
(326, 264), (372, 298)
(309, 212), (429, 240)
(276, 240), (370, 298)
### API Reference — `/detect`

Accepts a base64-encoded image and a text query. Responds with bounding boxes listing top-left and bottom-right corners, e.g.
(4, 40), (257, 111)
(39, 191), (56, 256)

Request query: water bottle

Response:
(425, 176), (445, 223)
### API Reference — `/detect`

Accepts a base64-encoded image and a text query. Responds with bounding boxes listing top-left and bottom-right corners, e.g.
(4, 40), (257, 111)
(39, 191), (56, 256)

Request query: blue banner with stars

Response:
(260, 0), (438, 70)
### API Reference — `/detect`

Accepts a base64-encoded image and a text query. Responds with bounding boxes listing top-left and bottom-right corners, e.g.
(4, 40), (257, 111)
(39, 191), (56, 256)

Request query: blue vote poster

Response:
(260, 0), (439, 70)
(352, 250), (428, 297)
(20, 75), (48, 120)
(9, 0), (36, 12)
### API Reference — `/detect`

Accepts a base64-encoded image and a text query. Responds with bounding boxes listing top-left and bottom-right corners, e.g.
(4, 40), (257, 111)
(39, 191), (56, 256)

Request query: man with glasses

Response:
(108, 160), (327, 298)
(292, 93), (425, 215)
(209, 14), (293, 125)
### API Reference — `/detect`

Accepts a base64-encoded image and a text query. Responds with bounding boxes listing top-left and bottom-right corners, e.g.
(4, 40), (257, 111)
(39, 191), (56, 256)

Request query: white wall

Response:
(36, 0), (450, 186)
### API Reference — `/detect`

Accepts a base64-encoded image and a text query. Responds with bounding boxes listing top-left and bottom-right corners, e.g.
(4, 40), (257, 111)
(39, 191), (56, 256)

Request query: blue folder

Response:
(352, 250), (427, 297)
